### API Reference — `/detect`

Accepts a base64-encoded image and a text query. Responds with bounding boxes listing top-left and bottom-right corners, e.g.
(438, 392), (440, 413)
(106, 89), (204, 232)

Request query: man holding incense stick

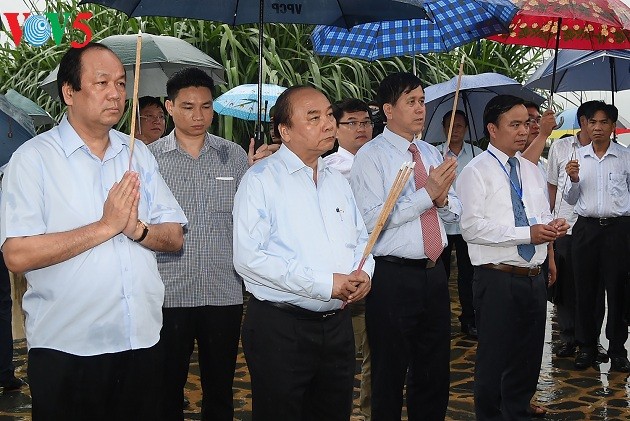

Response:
(350, 72), (461, 421)
(233, 85), (374, 420)
(0, 43), (186, 419)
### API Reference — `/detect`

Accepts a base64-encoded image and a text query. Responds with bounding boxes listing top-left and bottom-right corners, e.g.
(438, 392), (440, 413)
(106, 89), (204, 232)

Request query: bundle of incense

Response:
(356, 161), (415, 273)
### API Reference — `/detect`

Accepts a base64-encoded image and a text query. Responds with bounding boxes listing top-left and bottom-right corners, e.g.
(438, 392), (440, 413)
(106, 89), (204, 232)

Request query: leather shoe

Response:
(1, 377), (26, 392)
(555, 342), (576, 358)
(461, 323), (478, 338)
(596, 344), (609, 363)
(610, 356), (630, 373)
(574, 350), (596, 369)
(528, 403), (547, 418)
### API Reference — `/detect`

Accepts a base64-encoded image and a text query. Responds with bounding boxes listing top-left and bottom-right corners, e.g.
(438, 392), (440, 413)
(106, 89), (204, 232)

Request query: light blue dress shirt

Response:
(0, 116), (187, 356)
(350, 127), (461, 259)
(436, 142), (482, 235)
(233, 145), (375, 312)
(564, 141), (630, 217)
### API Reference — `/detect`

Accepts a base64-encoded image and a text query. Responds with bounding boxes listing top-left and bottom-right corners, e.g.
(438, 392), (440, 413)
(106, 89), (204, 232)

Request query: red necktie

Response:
(408, 143), (443, 262)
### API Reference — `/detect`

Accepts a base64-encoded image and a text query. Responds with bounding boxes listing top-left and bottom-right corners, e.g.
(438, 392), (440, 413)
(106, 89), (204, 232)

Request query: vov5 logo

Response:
(1, 11), (93, 48)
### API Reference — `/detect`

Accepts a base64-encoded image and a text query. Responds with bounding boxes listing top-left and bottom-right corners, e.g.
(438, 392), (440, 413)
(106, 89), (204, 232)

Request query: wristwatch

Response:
(438, 197), (449, 208)
(133, 220), (149, 243)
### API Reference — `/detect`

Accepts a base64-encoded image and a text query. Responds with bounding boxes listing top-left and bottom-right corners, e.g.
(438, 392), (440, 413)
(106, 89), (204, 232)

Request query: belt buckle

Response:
(322, 311), (335, 319)
(426, 260), (436, 269)
(527, 267), (540, 277)
(598, 218), (611, 226)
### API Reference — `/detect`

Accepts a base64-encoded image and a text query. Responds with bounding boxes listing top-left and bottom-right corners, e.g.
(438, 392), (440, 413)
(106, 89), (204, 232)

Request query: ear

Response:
(382, 103), (393, 120)
(487, 122), (497, 139)
(165, 99), (174, 116)
(61, 83), (74, 106)
(279, 123), (290, 143)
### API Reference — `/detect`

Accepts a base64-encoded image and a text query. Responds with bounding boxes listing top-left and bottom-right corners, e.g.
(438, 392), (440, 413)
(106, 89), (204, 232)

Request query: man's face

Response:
(383, 85), (425, 141)
(526, 106), (541, 147)
(63, 48), (126, 130)
(488, 104), (530, 157)
(279, 88), (337, 158)
(137, 104), (166, 144)
(166, 86), (214, 139)
(587, 110), (615, 144)
(443, 113), (467, 146)
(336, 110), (373, 154)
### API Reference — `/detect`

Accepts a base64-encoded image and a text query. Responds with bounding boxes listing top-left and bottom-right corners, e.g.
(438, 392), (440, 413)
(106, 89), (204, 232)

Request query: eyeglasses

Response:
(338, 120), (374, 129)
(140, 114), (166, 122)
(528, 117), (541, 125)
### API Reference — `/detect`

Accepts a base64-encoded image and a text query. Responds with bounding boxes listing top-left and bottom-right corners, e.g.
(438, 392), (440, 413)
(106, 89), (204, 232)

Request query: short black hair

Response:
(483, 95), (526, 138)
(273, 85), (315, 140)
(523, 100), (540, 114)
(577, 100), (604, 121)
(377, 72), (422, 108)
(584, 101), (618, 122)
(57, 42), (118, 106)
(139, 96), (166, 116)
(332, 98), (370, 124)
(166, 68), (214, 101)
(442, 110), (468, 128)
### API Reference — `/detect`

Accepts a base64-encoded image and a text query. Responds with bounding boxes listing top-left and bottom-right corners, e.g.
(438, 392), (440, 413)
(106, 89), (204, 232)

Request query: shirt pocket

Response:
(607, 173), (627, 197)
(204, 176), (237, 213)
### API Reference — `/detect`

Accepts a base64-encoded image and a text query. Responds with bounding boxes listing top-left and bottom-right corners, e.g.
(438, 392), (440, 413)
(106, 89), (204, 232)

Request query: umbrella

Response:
(487, 0), (630, 102)
(40, 33), (225, 99)
(0, 94), (36, 167)
(547, 107), (630, 139)
(4, 89), (55, 127)
(525, 49), (630, 105)
(423, 72), (545, 144)
(311, 0), (518, 61)
(214, 84), (286, 122)
(79, 0), (430, 143)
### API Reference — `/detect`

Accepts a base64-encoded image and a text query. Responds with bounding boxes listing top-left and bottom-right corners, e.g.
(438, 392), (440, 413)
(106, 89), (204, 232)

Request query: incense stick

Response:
(443, 56), (465, 158)
(128, 30), (143, 171)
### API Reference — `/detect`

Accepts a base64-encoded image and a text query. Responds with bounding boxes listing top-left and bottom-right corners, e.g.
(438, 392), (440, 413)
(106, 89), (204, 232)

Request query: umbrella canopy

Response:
(40, 33), (225, 99)
(525, 49), (630, 94)
(214, 84), (287, 122)
(553, 106), (630, 131)
(423, 73), (545, 144)
(4, 89), (55, 127)
(0, 95), (36, 167)
(488, 0), (630, 50)
(311, 0), (518, 61)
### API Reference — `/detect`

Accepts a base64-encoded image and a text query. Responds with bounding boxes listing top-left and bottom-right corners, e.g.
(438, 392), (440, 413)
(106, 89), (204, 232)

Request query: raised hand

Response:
(100, 171), (140, 236)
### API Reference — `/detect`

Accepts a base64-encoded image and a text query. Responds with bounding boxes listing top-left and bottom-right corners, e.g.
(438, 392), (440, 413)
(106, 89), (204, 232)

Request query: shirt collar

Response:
(382, 126), (416, 154)
(487, 143), (511, 167)
(57, 114), (126, 159)
(336, 146), (355, 160)
(162, 129), (217, 156)
(583, 141), (620, 158)
(277, 144), (328, 177)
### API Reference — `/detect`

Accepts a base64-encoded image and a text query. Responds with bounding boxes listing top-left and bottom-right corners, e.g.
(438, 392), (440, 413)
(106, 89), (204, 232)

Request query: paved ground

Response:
(2, 276), (629, 420)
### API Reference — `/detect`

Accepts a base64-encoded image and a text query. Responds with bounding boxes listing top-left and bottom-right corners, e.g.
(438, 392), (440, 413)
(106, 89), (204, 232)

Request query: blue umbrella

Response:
(214, 84), (287, 122)
(554, 107), (630, 131)
(0, 94), (36, 167)
(311, 0), (518, 61)
(525, 49), (630, 105)
(423, 73), (545, 144)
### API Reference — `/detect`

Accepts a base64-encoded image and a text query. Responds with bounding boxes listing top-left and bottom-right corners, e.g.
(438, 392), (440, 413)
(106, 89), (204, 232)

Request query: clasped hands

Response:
(530, 218), (569, 244)
(425, 157), (457, 208)
(100, 171), (145, 241)
(332, 270), (371, 303)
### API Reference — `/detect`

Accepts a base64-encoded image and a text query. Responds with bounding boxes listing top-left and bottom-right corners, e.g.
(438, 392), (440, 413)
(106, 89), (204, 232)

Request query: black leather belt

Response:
(375, 255), (438, 269)
(582, 216), (629, 226)
(480, 263), (541, 277)
(261, 299), (341, 320)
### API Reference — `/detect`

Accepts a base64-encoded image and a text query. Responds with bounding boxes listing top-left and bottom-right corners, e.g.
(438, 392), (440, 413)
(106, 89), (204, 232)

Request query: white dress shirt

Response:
(323, 146), (354, 179)
(564, 141), (630, 217)
(436, 142), (483, 235)
(350, 127), (461, 259)
(232, 145), (375, 312)
(457, 144), (553, 267)
(546, 136), (581, 233)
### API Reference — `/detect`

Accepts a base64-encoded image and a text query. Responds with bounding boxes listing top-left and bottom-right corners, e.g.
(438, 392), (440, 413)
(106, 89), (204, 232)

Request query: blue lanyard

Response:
(487, 150), (523, 200)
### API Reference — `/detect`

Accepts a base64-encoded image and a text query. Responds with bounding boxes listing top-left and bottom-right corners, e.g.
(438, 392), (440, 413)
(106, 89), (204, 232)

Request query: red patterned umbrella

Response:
(489, 0), (630, 49)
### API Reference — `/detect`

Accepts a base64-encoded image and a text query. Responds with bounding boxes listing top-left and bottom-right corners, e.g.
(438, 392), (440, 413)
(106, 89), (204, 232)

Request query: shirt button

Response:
(119, 238), (123, 243)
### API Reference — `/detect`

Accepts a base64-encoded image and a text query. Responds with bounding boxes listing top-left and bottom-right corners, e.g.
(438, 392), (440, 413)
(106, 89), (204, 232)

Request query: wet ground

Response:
(2, 274), (629, 420)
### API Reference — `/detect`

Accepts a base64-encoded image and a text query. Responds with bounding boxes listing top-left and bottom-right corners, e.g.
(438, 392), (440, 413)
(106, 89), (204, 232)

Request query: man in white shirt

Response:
(564, 101), (630, 372)
(457, 95), (567, 420)
(233, 85), (374, 420)
(323, 97), (374, 420)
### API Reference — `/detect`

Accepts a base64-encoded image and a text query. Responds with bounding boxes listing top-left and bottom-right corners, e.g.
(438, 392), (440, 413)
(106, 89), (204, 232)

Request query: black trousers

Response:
(473, 267), (547, 421)
(28, 344), (163, 421)
(572, 216), (629, 356)
(160, 304), (243, 421)
(241, 298), (355, 421)
(367, 258), (451, 421)
(441, 234), (475, 325)
(0, 254), (14, 384)
(553, 235), (605, 345)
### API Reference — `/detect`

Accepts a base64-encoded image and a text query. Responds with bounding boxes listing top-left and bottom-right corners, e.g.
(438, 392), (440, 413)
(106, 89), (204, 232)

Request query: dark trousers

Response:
(572, 217), (629, 357)
(367, 259), (451, 421)
(0, 254), (14, 384)
(28, 344), (163, 421)
(241, 297), (355, 421)
(160, 304), (242, 421)
(554, 235), (605, 345)
(441, 234), (475, 325)
(473, 267), (547, 421)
